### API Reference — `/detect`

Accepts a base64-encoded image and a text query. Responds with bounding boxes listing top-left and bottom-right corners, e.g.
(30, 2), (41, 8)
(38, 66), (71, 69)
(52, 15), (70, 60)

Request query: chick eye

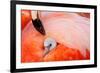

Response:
(44, 37), (57, 51)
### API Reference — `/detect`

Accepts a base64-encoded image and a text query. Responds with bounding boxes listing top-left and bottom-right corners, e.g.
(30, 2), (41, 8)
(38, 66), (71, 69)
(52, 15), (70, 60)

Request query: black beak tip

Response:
(32, 19), (46, 35)
(40, 30), (46, 35)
